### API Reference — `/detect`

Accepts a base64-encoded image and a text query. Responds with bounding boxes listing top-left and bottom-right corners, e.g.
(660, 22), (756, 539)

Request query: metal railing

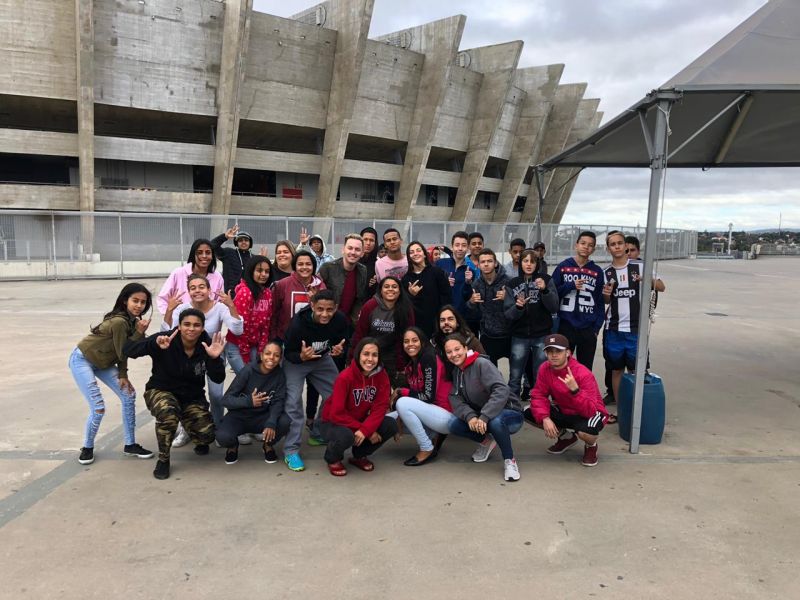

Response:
(0, 210), (697, 280)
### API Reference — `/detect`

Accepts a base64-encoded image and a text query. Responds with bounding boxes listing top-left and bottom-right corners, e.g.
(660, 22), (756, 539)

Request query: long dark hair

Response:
(242, 255), (272, 302)
(187, 238), (217, 273)
(401, 326), (433, 366)
(405, 240), (431, 270)
(432, 304), (475, 349)
(379, 276), (413, 333)
(353, 336), (382, 373)
(91, 283), (152, 334)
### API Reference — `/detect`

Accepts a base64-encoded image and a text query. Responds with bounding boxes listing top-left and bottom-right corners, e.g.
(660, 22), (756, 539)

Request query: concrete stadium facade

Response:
(0, 0), (600, 225)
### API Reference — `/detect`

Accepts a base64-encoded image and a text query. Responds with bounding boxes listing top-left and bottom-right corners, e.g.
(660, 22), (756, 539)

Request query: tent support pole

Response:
(630, 97), (672, 454)
(534, 166), (546, 242)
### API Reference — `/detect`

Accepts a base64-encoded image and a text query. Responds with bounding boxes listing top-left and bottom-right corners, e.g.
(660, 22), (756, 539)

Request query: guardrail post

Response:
(51, 212), (58, 280)
(179, 215), (185, 262)
(118, 214), (124, 279)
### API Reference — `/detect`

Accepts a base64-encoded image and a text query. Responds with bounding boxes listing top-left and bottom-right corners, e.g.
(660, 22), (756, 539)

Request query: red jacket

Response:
(530, 356), (608, 423)
(399, 347), (451, 410)
(321, 361), (391, 437)
(226, 282), (272, 361)
(270, 271), (326, 341)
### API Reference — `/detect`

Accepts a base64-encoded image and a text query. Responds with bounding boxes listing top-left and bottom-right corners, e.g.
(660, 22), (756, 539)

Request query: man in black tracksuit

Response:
(211, 225), (254, 295)
(467, 249), (512, 366)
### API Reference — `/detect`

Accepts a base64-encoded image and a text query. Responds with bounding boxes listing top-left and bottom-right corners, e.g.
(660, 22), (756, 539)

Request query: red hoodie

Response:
(321, 360), (392, 437)
(530, 356), (608, 423)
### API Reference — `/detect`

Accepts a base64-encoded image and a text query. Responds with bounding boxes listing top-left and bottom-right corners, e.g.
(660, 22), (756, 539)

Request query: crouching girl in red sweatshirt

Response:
(320, 337), (398, 476)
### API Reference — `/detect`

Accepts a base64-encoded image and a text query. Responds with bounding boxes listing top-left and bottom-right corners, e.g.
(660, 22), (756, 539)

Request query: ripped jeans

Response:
(69, 348), (137, 448)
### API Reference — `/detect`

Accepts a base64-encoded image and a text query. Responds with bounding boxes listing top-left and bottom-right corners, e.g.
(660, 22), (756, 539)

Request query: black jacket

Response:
(211, 233), (252, 294)
(400, 264), (451, 338)
(318, 258), (369, 325)
(283, 305), (350, 365)
(124, 329), (225, 404)
(221, 364), (287, 429)
(503, 273), (559, 339)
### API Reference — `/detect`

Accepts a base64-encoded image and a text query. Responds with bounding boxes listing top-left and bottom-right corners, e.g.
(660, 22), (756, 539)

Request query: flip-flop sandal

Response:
(606, 414), (618, 425)
(328, 462), (347, 476)
(348, 457), (375, 471)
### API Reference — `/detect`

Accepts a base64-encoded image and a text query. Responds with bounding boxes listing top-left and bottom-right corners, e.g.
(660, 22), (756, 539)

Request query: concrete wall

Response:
(431, 68), (483, 151)
(488, 85), (526, 160)
(94, 160), (194, 191)
(241, 12), (336, 129)
(0, 0), (76, 100)
(93, 0), (224, 115)
(349, 41), (423, 141)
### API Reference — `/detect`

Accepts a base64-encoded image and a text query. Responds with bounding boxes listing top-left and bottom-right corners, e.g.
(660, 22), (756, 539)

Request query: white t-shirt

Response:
(161, 302), (244, 336)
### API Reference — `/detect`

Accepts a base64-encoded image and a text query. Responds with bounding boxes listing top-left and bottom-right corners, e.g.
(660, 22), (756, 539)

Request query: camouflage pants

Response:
(144, 389), (215, 462)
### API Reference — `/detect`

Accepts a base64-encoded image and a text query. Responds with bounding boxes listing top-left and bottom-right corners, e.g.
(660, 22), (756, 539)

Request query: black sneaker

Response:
(225, 446), (239, 465)
(123, 443), (154, 459)
(194, 444), (210, 456)
(78, 447), (94, 465)
(263, 444), (278, 464)
(153, 459), (170, 480)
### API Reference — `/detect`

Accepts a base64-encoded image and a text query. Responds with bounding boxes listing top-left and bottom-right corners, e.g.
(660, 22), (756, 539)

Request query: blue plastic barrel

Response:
(617, 372), (665, 444)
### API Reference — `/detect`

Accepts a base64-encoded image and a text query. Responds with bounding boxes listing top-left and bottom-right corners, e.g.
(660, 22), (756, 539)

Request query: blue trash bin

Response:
(617, 372), (666, 444)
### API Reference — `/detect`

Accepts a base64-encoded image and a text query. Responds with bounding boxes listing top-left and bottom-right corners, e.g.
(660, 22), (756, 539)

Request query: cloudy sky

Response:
(254, 0), (798, 231)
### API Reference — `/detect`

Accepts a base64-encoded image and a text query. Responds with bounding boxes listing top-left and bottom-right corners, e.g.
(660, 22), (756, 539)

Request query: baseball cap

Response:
(543, 333), (569, 350)
(533, 242), (546, 250)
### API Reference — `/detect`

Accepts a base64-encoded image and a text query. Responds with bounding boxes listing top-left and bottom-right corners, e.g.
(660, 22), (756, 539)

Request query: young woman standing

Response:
(443, 334), (524, 482)
(69, 283), (154, 465)
(351, 276), (415, 386)
(157, 239), (224, 314)
(226, 256), (273, 374)
(392, 327), (453, 466)
(320, 338), (398, 476)
(401, 241), (451, 339)
(270, 250), (325, 342)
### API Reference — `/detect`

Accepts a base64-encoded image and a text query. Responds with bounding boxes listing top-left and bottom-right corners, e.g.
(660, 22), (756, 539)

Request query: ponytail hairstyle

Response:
(91, 283), (152, 334)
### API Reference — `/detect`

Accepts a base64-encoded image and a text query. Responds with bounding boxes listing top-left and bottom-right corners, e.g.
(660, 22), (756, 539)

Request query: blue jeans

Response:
(225, 344), (257, 375)
(394, 397), (456, 451)
(283, 356), (339, 454)
(69, 347), (137, 448)
(448, 409), (524, 460)
(508, 336), (546, 399)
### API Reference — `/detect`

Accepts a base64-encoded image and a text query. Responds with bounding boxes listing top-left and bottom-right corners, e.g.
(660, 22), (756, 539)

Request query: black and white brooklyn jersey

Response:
(604, 259), (644, 333)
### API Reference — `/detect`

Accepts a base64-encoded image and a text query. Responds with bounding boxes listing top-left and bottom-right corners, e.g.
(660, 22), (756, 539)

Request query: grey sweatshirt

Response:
(448, 353), (522, 423)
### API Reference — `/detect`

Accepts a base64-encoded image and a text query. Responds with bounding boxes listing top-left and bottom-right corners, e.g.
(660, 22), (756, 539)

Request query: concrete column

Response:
(549, 110), (603, 224)
(313, 0), (375, 218)
(211, 0), (253, 216)
(449, 42), (523, 222)
(374, 16), (465, 221)
(519, 82), (586, 223)
(75, 0), (95, 254)
(492, 64), (563, 223)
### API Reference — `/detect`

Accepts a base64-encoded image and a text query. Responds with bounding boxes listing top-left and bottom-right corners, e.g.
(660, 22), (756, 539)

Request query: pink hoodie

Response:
(530, 356), (608, 423)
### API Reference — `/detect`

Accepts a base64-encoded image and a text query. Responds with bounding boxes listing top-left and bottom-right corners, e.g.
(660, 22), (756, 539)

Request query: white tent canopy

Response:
(535, 0), (800, 452)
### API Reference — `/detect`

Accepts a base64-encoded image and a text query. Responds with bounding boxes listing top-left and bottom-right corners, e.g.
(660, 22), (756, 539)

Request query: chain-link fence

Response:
(0, 210), (697, 280)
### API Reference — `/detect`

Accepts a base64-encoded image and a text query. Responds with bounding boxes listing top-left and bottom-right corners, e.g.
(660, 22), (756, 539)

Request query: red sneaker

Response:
(547, 432), (578, 454)
(581, 443), (599, 467)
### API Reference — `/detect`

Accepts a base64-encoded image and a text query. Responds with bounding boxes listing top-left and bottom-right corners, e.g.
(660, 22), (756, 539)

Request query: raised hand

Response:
(470, 291), (484, 304)
(251, 388), (268, 408)
(218, 289), (235, 309)
(307, 285), (319, 300)
(368, 275), (377, 288)
(156, 329), (178, 350)
(166, 292), (183, 312)
(298, 226), (310, 246)
(259, 245), (269, 257)
(135, 318), (150, 334)
(330, 339), (346, 357)
(557, 367), (579, 393)
(493, 289), (505, 301)
(300, 340), (320, 362)
(464, 269), (473, 283)
(515, 292), (526, 308)
(225, 224), (239, 240)
(534, 278), (546, 290)
(408, 280), (423, 297)
(202, 331), (227, 359)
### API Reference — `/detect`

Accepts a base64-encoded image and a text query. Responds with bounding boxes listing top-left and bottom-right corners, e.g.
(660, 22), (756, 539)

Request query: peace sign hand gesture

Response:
(202, 332), (227, 359)
(217, 289), (235, 309)
(299, 227), (310, 246)
(515, 292), (527, 308)
(156, 329), (178, 350)
(408, 280), (423, 297)
(225, 224), (240, 240)
(557, 367), (579, 393)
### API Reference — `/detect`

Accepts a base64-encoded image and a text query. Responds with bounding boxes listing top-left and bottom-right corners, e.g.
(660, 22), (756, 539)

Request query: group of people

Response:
(69, 224), (663, 482)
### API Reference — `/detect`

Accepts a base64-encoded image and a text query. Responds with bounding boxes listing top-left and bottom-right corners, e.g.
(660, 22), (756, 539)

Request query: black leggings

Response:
(319, 417), (398, 464)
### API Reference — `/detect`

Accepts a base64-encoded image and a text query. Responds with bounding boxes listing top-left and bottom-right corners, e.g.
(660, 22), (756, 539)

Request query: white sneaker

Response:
(471, 435), (496, 463)
(250, 433), (263, 442)
(171, 425), (190, 448)
(504, 458), (520, 481)
(237, 434), (253, 445)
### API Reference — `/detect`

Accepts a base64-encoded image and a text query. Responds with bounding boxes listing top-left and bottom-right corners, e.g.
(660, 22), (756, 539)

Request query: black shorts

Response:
(479, 334), (510, 364)
(548, 405), (605, 436)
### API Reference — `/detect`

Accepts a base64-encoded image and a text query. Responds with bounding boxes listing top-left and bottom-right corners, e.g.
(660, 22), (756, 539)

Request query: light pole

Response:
(728, 222), (733, 255)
